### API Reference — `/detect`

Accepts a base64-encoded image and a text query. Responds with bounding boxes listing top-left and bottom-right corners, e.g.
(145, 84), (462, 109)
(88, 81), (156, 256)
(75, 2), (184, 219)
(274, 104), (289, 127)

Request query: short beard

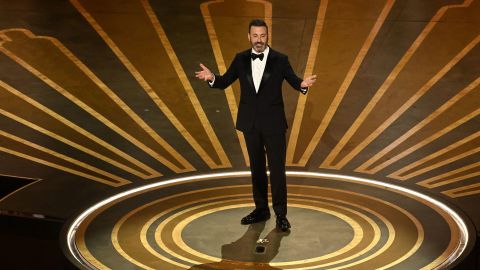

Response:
(251, 41), (267, 53)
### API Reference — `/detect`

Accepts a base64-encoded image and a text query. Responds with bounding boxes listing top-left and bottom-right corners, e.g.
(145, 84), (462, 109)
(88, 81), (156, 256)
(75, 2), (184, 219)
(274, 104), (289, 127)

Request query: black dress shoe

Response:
(276, 215), (291, 232)
(240, 209), (270, 225)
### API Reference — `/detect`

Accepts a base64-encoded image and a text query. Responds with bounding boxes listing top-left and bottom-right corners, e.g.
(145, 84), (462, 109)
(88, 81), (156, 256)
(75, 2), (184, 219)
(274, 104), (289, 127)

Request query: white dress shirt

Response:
(251, 46), (269, 93)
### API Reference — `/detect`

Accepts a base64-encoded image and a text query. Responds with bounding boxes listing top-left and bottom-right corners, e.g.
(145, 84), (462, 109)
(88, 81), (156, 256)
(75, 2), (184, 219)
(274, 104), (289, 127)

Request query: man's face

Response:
(248, 26), (268, 53)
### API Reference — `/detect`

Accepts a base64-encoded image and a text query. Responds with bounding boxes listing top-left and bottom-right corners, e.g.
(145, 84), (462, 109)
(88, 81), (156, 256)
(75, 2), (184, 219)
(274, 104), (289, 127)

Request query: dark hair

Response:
(248, 19), (268, 33)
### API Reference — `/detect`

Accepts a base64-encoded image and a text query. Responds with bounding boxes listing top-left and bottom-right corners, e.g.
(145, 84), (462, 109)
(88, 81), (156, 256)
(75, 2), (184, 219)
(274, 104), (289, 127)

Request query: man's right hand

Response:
(195, 63), (214, 82)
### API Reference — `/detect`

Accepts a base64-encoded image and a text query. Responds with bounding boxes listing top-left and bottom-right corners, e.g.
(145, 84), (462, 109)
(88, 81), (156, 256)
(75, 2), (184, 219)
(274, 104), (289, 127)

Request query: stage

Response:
(64, 171), (476, 269)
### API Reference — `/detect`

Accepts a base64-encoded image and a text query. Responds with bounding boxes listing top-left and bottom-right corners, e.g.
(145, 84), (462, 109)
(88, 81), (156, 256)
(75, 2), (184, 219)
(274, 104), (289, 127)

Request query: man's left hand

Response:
(301, 75), (317, 88)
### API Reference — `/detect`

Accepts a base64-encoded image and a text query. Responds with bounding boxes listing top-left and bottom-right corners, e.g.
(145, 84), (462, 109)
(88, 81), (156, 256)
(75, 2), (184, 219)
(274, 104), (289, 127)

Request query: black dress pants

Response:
(243, 126), (287, 216)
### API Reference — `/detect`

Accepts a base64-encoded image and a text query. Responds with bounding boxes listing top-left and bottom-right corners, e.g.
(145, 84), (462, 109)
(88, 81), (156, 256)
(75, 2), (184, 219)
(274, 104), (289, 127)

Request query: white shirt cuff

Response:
(208, 75), (215, 86)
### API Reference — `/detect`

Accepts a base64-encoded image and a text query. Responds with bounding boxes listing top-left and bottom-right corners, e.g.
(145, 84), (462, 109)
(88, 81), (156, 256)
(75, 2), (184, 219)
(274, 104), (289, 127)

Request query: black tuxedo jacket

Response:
(210, 47), (306, 135)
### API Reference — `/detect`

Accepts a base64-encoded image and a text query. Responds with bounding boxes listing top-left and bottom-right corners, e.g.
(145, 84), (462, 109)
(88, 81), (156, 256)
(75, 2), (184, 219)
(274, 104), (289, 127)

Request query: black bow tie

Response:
(251, 53), (264, 61)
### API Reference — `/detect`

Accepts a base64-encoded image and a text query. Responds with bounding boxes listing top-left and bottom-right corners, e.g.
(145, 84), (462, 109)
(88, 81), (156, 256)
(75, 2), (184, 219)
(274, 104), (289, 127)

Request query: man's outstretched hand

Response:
(301, 75), (317, 88)
(195, 63), (214, 82)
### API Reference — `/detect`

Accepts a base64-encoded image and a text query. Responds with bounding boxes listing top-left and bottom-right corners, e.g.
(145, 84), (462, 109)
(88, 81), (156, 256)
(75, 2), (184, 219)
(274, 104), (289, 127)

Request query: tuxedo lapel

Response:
(257, 50), (274, 95)
(244, 52), (255, 93)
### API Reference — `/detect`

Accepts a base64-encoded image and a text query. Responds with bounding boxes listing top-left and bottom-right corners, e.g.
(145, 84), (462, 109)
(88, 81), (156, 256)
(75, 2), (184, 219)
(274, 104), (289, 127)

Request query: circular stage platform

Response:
(64, 172), (475, 270)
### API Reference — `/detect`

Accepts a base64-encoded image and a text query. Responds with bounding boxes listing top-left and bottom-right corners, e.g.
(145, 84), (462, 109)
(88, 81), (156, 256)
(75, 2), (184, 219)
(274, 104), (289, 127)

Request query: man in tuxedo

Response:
(195, 19), (316, 232)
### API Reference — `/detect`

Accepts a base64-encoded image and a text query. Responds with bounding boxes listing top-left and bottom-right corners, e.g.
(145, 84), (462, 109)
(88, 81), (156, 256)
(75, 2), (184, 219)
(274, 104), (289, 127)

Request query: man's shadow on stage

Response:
(189, 222), (288, 270)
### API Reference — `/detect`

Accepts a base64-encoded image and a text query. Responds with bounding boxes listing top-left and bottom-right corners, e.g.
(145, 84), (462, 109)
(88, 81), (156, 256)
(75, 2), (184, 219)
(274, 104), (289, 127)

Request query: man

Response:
(195, 19), (316, 232)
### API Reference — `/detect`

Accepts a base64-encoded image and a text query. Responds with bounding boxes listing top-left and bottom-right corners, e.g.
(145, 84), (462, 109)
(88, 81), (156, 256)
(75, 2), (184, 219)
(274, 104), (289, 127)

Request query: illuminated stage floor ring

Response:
(64, 171), (475, 270)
